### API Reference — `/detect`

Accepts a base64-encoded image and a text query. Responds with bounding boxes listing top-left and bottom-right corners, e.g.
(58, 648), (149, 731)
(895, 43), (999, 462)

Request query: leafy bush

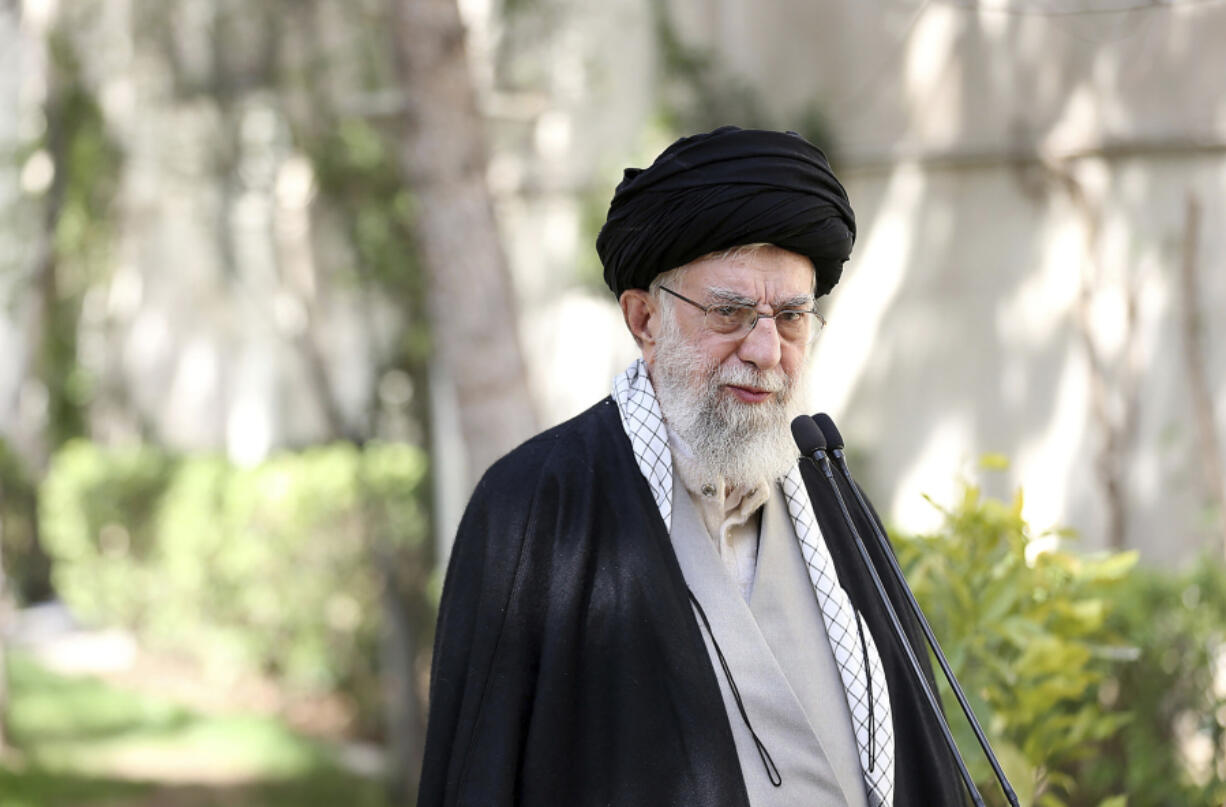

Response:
(895, 477), (1136, 807)
(39, 440), (429, 734)
(40, 441), (174, 624)
(1072, 559), (1226, 807)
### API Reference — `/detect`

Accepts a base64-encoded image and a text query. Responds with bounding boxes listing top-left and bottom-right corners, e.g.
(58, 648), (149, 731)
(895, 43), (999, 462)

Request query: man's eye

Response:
(712, 306), (740, 317)
(776, 311), (804, 323)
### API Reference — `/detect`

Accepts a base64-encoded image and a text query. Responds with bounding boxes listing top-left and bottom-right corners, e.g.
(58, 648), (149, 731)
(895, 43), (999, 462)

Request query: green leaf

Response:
(979, 453), (1011, 471)
(1082, 551), (1139, 582)
(993, 739), (1036, 807)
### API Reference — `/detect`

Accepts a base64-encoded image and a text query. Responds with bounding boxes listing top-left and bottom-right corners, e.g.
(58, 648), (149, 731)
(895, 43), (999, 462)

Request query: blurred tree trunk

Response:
(32, 29), (85, 457)
(0, 517), (7, 752)
(388, 0), (537, 486)
(378, 558), (421, 802)
(1049, 160), (1139, 551)
(0, 20), (79, 757)
(1179, 193), (1226, 557)
(385, 0), (538, 798)
(0, 0), (15, 755)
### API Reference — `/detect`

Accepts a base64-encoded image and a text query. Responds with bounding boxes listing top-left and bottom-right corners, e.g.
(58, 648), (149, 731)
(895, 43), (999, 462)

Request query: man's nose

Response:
(736, 316), (783, 370)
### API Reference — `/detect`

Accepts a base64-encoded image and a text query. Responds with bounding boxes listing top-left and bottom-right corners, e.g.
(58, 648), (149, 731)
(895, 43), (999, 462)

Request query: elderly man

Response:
(418, 127), (968, 807)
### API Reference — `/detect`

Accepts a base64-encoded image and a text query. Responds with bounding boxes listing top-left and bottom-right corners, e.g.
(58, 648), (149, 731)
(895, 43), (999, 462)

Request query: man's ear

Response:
(619, 289), (659, 363)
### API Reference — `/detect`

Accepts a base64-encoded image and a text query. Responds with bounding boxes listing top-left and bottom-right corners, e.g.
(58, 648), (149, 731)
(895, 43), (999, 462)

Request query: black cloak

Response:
(417, 398), (971, 807)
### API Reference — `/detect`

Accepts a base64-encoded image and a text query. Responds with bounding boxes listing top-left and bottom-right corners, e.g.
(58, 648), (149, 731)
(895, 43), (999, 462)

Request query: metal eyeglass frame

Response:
(658, 285), (826, 341)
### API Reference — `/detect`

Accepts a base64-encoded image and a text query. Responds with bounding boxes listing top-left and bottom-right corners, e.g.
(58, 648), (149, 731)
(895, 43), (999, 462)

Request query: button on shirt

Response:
(667, 427), (771, 601)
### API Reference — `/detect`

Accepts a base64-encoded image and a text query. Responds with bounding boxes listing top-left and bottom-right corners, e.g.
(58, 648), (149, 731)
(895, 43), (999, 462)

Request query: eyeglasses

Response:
(659, 286), (826, 343)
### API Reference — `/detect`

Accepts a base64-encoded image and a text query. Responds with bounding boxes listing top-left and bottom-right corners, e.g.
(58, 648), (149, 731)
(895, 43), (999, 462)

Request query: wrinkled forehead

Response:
(673, 244), (817, 302)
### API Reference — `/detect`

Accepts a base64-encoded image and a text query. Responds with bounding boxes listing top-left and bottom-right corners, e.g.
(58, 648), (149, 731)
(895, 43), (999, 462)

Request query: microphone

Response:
(790, 414), (826, 459)
(791, 416), (985, 807)
(811, 413), (842, 451)
(814, 414), (1020, 807)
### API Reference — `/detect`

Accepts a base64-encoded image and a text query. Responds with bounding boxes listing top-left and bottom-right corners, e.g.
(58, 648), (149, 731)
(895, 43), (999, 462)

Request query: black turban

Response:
(596, 126), (856, 298)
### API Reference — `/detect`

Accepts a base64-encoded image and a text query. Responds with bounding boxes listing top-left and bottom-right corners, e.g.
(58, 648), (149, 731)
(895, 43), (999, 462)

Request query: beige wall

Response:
(489, 0), (1226, 563)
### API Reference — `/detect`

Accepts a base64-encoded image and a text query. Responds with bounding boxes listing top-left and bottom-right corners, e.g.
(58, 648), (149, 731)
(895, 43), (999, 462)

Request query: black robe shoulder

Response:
(417, 398), (970, 807)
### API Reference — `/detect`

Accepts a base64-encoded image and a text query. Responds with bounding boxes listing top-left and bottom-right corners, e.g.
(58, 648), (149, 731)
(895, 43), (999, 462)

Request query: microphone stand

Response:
(813, 413), (1021, 807)
(790, 417), (986, 807)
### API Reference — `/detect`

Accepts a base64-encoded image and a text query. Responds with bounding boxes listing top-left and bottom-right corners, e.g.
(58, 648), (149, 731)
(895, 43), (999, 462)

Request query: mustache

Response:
(715, 363), (788, 395)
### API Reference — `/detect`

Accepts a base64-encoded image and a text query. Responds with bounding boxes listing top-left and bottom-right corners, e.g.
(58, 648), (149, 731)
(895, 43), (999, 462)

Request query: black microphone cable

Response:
(686, 589), (782, 787)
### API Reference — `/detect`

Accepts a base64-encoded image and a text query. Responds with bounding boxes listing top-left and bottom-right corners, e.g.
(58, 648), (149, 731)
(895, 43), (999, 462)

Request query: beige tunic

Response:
(670, 466), (871, 807)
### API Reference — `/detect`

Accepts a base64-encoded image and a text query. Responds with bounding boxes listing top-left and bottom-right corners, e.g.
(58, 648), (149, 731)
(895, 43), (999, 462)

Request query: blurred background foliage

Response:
(0, 650), (392, 807)
(897, 465), (1226, 807)
(11, 446), (1226, 805)
(3, 437), (431, 805)
(38, 439), (428, 735)
(1088, 559), (1226, 806)
(2, 0), (440, 800)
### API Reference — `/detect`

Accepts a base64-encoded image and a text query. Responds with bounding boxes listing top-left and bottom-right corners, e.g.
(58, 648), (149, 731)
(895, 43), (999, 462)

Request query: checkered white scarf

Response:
(613, 358), (895, 806)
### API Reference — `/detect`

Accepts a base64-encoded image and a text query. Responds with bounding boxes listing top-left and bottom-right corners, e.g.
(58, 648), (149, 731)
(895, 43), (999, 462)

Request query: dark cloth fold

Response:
(417, 398), (971, 807)
(417, 399), (747, 807)
(597, 126), (856, 298)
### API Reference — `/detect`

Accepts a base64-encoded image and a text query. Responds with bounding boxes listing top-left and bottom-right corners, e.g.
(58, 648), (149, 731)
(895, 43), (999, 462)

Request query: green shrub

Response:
(1072, 559), (1226, 807)
(39, 440), (429, 735)
(895, 477), (1136, 807)
(39, 440), (173, 624)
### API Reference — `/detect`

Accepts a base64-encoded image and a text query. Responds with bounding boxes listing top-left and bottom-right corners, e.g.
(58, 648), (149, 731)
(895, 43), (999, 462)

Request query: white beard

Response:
(651, 316), (809, 489)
